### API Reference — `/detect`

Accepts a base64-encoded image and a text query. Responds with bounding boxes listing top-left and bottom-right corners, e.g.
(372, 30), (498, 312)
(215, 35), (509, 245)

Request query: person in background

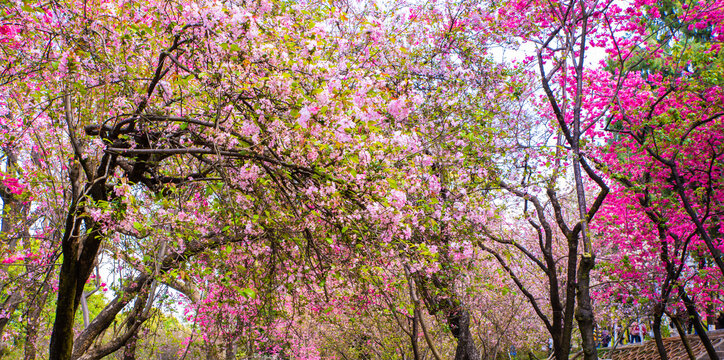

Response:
(601, 329), (611, 348)
(630, 322), (645, 343)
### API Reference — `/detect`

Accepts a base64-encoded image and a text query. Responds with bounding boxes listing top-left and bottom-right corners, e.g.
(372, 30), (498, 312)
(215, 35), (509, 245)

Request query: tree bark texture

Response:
(576, 254), (597, 360)
(449, 309), (480, 360)
(667, 311), (696, 360)
(652, 303), (669, 360)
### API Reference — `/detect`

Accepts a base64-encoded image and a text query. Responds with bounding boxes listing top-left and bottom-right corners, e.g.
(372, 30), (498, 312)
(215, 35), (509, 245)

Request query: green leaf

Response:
(241, 288), (256, 299)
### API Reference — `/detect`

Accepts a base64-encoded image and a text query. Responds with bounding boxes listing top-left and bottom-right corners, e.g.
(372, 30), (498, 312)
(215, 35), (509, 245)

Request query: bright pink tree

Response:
(591, 0), (724, 357)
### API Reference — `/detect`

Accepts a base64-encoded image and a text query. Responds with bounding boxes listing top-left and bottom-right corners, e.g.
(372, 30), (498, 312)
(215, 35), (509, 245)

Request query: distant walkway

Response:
(599, 330), (724, 360)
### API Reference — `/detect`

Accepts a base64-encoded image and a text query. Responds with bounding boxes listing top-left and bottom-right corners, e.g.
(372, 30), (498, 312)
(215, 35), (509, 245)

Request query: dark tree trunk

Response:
(122, 285), (150, 360)
(410, 314), (420, 360)
(449, 309), (480, 360)
(560, 235), (579, 360)
(575, 254), (598, 360)
(49, 240), (83, 360)
(49, 153), (116, 360)
(652, 303), (669, 360)
(49, 227), (105, 360)
(122, 324), (138, 360)
(667, 311), (696, 360)
(680, 289), (718, 360)
(552, 332), (567, 360)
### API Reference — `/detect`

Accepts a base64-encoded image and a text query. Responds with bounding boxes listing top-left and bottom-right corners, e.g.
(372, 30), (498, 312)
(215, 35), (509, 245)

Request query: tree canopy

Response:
(0, 0), (723, 359)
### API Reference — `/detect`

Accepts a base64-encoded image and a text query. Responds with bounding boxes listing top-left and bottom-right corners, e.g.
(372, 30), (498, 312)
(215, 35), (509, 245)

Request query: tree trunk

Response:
(49, 153), (115, 360)
(122, 327), (138, 360)
(49, 242), (83, 360)
(576, 254), (598, 360)
(560, 236), (578, 360)
(48, 220), (105, 360)
(410, 314), (420, 360)
(552, 333), (568, 360)
(449, 309), (480, 360)
(24, 282), (51, 360)
(680, 289), (718, 360)
(24, 326), (38, 360)
(667, 311), (696, 360)
(0, 293), (22, 337)
(652, 303), (669, 360)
